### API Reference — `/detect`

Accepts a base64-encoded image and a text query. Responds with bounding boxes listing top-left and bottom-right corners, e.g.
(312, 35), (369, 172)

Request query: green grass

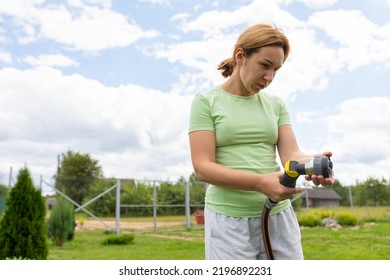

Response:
(302, 223), (390, 259)
(48, 229), (205, 260)
(48, 207), (390, 260)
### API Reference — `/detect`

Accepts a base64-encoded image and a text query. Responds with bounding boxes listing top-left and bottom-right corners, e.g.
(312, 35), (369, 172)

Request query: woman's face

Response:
(238, 46), (284, 94)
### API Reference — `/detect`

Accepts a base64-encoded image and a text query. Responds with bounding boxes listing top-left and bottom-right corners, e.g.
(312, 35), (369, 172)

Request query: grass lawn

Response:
(48, 229), (205, 260)
(48, 207), (390, 260)
(302, 222), (390, 259)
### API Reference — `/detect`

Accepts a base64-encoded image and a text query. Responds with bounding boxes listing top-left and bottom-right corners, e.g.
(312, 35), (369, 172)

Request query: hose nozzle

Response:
(280, 155), (333, 188)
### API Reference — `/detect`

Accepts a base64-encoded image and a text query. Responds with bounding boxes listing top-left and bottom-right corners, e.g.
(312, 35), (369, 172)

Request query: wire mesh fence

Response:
(40, 177), (207, 235)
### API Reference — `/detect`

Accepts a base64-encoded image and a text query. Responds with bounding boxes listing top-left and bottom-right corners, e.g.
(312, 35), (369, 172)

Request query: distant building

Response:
(301, 188), (341, 208)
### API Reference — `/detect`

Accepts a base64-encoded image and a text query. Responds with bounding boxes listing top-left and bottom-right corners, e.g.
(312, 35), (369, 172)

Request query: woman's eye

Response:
(261, 63), (269, 69)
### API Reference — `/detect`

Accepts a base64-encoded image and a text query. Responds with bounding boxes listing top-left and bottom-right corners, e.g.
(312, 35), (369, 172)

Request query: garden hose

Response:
(261, 155), (333, 260)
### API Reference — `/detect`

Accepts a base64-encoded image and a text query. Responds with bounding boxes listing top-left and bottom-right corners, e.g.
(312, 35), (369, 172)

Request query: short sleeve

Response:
(277, 97), (291, 126)
(188, 94), (215, 133)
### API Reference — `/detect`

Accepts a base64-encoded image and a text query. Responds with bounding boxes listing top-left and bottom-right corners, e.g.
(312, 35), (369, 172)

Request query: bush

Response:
(47, 196), (76, 247)
(102, 234), (135, 245)
(0, 167), (48, 260)
(298, 213), (322, 227)
(336, 212), (359, 227)
(311, 209), (334, 219)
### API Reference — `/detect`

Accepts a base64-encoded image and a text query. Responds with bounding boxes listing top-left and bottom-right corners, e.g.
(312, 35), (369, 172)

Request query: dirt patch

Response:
(78, 220), (185, 231)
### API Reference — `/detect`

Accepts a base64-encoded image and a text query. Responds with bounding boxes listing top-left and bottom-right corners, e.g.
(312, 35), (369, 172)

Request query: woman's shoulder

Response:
(259, 91), (286, 104)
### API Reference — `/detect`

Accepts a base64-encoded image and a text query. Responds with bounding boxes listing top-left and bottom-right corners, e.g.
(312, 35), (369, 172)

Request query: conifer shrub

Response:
(47, 195), (76, 247)
(0, 167), (48, 260)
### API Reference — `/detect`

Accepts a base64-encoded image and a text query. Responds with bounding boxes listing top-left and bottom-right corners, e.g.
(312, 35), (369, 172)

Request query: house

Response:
(301, 187), (341, 208)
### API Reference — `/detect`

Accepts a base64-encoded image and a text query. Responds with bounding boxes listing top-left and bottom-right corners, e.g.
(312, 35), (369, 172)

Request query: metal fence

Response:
(41, 178), (207, 235)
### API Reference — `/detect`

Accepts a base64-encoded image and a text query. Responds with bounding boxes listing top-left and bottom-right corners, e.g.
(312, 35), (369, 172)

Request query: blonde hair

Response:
(218, 23), (290, 78)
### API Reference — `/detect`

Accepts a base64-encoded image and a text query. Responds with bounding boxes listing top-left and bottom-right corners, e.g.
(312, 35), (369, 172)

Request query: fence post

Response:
(153, 180), (157, 232)
(116, 178), (121, 236)
(305, 188), (309, 208)
(349, 186), (354, 211)
(185, 180), (191, 230)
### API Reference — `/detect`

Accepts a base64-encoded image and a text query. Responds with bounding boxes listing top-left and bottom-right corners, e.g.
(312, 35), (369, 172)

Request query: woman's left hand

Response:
(305, 151), (334, 186)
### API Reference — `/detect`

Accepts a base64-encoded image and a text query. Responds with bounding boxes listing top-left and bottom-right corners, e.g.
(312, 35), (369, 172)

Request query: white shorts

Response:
(204, 206), (304, 260)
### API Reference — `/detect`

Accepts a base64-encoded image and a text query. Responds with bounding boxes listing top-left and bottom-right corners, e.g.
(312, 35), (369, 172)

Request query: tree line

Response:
(1, 150), (389, 218)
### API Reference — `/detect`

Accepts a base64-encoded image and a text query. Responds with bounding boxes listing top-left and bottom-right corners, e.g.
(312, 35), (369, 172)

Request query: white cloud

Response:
(143, 1), (390, 101)
(68, 0), (112, 9)
(1, 0), (389, 189)
(308, 10), (390, 70)
(0, 66), (194, 184)
(0, 1), (159, 53)
(23, 54), (79, 67)
(181, 1), (300, 36)
(300, 97), (390, 184)
(136, 0), (172, 6)
(297, 0), (338, 9)
(0, 50), (12, 63)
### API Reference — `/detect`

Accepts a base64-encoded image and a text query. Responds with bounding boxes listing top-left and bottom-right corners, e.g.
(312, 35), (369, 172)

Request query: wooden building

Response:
(301, 187), (342, 208)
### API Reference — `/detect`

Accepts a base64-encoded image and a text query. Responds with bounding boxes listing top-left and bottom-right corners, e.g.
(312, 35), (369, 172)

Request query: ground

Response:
(80, 220), (185, 231)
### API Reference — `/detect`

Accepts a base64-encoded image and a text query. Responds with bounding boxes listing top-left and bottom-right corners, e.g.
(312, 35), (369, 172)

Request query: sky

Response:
(0, 0), (389, 194)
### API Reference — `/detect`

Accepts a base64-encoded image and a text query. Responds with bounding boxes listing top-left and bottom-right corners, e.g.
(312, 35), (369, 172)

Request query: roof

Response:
(305, 187), (342, 200)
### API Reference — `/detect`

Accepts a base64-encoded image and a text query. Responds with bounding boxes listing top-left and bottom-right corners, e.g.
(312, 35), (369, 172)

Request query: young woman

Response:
(188, 23), (333, 260)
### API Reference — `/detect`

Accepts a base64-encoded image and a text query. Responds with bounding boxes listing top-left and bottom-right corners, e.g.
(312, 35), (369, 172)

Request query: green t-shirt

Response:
(189, 86), (292, 217)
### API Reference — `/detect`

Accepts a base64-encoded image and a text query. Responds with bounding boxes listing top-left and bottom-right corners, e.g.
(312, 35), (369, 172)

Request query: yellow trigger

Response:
(285, 161), (299, 178)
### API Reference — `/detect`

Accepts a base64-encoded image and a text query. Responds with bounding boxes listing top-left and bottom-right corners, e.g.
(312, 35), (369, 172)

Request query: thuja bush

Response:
(0, 167), (48, 260)
(47, 195), (76, 247)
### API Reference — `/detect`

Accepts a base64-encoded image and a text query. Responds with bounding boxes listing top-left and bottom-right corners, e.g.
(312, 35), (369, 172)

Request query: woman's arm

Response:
(189, 130), (301, 201)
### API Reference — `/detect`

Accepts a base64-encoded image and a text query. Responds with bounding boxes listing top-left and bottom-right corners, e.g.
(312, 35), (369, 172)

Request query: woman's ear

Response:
(235, 48), (244, 65)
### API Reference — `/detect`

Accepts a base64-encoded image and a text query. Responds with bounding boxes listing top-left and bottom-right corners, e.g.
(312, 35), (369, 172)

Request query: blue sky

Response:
(0, 0), (389, 193)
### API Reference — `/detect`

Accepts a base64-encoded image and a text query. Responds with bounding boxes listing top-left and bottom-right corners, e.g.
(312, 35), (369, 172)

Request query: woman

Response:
(188, 23), (333, 260)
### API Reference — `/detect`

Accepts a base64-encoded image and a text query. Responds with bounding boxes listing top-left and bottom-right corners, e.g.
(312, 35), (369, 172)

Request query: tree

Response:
(324, 179), (350, 206)
(354, 177), (390, 206)
(55, 150), (102, 205)
(0, 167), (48, 259)
(47, 195), (76, 247)
(0, 184), (8, 215)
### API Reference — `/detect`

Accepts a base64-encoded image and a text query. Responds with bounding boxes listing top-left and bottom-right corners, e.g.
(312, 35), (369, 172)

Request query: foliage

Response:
(324, 179), (350, 206)
(0, 183), (8, 197)
(336, 212), (359, 227)
(311, 209), (334, 219)
(85, 178), (118, 216)
(55, 150), (103, 205)
(0, 167), (48, 260)
(47, 195), (76, 247)
(5, 256), (33, 260)
(0, 184), (8, 216)
(102, 233), (135, 245)
(323, 177), (390, 207)
(157, 181), (186, 215)
(120, 180), (153, 216)
(298, 213), (322, 227)
(353, 177), (390, 206)
(84, 176), (206, 217)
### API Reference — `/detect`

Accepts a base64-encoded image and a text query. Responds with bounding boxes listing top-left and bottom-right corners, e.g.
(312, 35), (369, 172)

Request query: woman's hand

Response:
(256, 171), (303, 202)
(305, 151), (335, 186)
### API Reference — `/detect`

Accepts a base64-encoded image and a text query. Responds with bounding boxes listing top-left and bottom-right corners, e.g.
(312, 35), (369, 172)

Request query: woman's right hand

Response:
(256, 171), (302, 202)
